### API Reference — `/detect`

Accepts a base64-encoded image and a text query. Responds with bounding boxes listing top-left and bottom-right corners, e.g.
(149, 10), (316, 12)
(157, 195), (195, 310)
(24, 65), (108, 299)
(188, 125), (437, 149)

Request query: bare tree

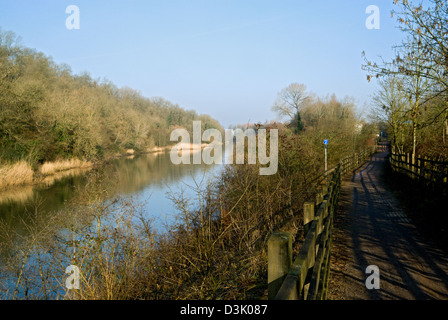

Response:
(363, 0), (447, 157)
(372, 75), (409, 153)
(271, 83), (309, 131)
(364, 0), (448, 128)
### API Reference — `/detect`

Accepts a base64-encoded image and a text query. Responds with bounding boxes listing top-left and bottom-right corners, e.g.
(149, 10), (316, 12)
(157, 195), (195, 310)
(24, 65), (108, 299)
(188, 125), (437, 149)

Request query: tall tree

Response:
(271, 83), (309, 132)
(363, 0), (446, 157)
(372, 75), (408, 153)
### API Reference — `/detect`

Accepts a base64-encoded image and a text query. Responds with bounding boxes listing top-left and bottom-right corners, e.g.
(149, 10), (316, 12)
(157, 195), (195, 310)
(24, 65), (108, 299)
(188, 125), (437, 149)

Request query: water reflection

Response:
(0, 148), (229, 299)
(0, 150), (223, 235)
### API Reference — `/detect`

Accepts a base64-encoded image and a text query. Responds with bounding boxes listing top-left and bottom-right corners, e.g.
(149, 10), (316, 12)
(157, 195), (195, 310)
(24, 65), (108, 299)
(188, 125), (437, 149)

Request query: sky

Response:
(0, 0), (405, 128)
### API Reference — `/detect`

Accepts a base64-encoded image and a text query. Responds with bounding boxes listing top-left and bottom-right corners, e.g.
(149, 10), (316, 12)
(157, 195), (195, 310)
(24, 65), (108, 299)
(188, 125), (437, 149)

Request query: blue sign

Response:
(323, 139), (328, 145)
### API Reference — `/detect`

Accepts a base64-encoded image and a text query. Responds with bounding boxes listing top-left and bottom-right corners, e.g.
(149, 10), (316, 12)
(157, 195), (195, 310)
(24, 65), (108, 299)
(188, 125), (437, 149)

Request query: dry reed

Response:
(39, 159), (92, 176)
(0, 161), (34, 190)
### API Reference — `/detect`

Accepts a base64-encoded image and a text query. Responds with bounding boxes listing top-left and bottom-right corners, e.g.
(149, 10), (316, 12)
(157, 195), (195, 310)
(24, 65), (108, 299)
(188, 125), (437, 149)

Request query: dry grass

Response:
(146, 146), (168, 153)
(125, 149), (135, 155)
(0, 159), (92, 192)
(39, 159), (92, 176)
(0, 161), (34, 190)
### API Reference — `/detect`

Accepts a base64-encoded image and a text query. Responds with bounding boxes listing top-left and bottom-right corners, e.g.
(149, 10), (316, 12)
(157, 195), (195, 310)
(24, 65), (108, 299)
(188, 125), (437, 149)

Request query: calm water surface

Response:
(0, 150), (227, 298)
(0, 150), (225, 234)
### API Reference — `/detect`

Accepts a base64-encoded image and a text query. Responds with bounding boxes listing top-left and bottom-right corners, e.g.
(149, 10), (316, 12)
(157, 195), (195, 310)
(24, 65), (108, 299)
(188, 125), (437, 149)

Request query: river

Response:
(0, 150), (224, 231)
(0, 149), (226, 299)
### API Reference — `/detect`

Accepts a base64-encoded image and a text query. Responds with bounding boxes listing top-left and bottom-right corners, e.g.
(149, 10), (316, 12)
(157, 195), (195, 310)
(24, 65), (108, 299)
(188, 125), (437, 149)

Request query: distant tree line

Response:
(0, 29), (222, 165)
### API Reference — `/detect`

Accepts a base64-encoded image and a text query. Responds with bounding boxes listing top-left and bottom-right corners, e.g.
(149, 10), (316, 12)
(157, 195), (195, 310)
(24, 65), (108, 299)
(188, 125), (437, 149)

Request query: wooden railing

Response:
(390, 151), (448, 185)
(267, 145), (377, 300)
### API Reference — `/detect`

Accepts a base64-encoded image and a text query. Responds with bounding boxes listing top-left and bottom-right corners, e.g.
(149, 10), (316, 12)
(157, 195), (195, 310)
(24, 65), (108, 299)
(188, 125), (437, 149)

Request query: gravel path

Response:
(327, 151), (448, 300)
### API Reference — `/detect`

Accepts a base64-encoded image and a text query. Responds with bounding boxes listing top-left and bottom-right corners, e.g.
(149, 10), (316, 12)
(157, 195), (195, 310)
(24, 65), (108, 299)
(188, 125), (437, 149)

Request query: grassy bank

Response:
(38, 159), (92, 176)
(0, 142), (210, 191)
(0, 161), (34, 190)
(0, 159), (92, 191)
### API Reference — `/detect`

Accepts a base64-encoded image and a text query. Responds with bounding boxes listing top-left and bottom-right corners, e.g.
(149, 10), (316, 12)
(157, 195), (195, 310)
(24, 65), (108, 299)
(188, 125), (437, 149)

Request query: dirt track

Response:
(327, 151), (448, 300)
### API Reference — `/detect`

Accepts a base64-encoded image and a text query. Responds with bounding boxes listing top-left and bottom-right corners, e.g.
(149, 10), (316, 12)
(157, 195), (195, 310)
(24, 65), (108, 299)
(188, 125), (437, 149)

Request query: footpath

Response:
(327, 151), (448, 300)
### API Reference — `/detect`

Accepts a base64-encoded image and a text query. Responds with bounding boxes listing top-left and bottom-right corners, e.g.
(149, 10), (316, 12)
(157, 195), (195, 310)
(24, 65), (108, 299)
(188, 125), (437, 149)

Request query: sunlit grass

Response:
(39, 159), (92, 176)
(0, 161), (34, 190)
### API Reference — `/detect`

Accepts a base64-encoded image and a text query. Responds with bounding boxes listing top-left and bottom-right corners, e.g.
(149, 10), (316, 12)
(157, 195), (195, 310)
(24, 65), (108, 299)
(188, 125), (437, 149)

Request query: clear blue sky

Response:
(0, 0), (404, 128)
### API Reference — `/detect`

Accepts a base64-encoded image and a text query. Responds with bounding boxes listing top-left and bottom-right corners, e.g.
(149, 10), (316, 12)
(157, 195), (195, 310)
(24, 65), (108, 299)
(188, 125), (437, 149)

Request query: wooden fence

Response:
(267, 145), (378, 300)
(390, 151), (448, 185)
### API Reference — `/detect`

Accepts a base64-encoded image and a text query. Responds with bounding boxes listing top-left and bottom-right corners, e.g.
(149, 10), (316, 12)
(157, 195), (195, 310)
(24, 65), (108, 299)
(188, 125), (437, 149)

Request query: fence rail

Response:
(267, 145), (378, 300)
(390, 151), (448, 185)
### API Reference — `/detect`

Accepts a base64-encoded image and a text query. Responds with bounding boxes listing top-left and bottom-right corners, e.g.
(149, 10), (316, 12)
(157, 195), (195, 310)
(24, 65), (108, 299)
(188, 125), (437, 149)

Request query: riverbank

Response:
(0, 143), (209, 192)
(0, 159), (93, 191)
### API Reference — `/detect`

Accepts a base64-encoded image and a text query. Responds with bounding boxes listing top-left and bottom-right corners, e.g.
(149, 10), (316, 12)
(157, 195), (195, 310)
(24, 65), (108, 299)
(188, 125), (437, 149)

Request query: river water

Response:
(0, 150), (224, 234)
(0, 150), (226, 298)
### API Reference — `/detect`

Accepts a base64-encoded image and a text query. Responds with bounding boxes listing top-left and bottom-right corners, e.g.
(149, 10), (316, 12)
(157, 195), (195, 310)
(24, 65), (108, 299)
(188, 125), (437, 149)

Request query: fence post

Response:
(268, 232), (292, 300)
(302, 203), (313, 299)
(321, 184), (328, 197)
(316, 187), (324, 207)
(390, 152), (394, 172)
(408, 153), (412, 174)
(444, 166), (447, 184)
(405, 154), (408, 171)
(392, 152), (395, 170)
(303, 202), (315, 236)
(417, 157), (421, 178)
(302, 201), (315, 300)
(431, 158), (435, 182)
(412, 153), (416, 177)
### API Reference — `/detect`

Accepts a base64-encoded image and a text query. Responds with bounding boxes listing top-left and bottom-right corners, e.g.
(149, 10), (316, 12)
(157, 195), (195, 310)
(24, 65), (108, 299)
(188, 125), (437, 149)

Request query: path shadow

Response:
(346, 152), (448, 300)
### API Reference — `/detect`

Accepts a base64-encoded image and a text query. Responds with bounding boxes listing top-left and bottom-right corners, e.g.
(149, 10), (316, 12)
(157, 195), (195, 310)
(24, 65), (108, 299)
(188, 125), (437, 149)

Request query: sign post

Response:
(323, 139), (328, 178)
